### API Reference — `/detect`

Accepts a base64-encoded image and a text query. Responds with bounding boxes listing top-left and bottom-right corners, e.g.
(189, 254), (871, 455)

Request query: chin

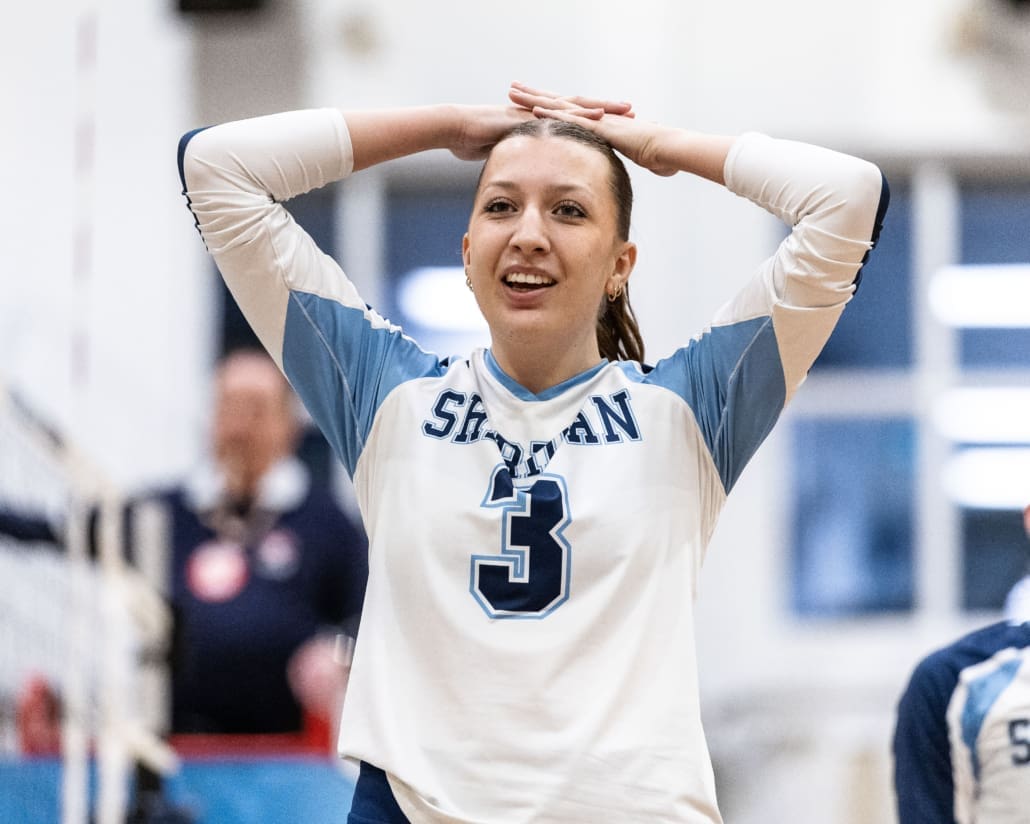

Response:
(493, 315), (558, 346)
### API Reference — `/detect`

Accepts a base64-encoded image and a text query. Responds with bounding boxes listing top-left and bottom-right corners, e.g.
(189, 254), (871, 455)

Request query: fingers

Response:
(510, 80), (560, 99)
(527, 104), (674, 177)
(532, 105), (606, 123)
(508, 85), (559, 112)
(568, 95), (633, 116)
(529, 105), (601, 125)
(509, 81), (633, 116)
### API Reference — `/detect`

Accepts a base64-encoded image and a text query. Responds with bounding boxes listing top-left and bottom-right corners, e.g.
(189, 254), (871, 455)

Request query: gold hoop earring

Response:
(465, 269), (473, 292)
(607, 281), (624, 303)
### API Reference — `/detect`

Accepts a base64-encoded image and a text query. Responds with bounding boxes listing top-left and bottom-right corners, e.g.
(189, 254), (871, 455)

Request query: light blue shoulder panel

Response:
(282, 291), (448, 476)
(960, 657), (1022, 782)
(634, 315), (785, 494)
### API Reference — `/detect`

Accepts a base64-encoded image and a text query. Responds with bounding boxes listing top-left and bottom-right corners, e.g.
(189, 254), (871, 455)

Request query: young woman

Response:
(178, 82), (889, 823)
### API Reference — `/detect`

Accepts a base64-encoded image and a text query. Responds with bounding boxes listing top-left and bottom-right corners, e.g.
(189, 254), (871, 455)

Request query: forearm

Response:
(178, 108), (447, 474)
(651, 127), (736, 185)
(178, 108), (356, 363)
(180, 108), (352, 218)
(704, 132), (887, 402)
(343, 105), (462, 172)
(724, 132), (885, 234)
(179, 105), (460, 222)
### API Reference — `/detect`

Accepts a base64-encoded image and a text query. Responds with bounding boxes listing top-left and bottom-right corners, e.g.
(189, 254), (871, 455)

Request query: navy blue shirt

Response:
(143, 471), (368, 735)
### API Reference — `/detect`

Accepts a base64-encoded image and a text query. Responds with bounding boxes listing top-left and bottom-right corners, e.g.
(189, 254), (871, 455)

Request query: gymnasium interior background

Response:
(4, 0), (1030, 821)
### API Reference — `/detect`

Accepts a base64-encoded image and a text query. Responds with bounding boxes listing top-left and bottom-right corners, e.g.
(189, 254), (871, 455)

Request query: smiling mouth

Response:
(504, 272), (555, 292)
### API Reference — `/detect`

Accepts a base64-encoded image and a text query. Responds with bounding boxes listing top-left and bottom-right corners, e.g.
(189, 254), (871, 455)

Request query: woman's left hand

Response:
(508, 80), (635, 121)
(508, 82), (679, 177)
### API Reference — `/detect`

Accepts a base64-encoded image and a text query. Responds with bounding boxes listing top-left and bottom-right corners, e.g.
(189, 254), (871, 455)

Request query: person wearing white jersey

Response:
(894, 506), (1030, 823)
(893, 621), (1030, 823)
(178, 82), (889, 824)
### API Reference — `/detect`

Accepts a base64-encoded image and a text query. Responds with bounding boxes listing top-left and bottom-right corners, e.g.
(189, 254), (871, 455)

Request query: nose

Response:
(510, 207), (549, 254)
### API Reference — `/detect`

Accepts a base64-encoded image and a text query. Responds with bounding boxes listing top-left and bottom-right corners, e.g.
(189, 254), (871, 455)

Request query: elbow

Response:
(866, 169), (891, 250)
(176, 126), (211, 194)
(843, 160), (890, 241)
(857, 161), (888, 213)
(817, 162), (891, 251)
(849, 170), (890, 293)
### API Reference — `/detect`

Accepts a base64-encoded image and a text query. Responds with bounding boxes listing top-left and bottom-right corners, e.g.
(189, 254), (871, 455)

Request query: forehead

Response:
(216, 356), (286, 400)
(480, 134), (611, 194)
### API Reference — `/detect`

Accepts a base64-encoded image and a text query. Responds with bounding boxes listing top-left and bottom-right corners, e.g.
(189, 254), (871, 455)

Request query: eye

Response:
(554, 200), (586, 219)
(484, 198), (515, 214)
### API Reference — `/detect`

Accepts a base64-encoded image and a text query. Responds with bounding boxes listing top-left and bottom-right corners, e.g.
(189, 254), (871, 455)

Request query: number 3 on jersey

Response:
(470, 467), (572, 619)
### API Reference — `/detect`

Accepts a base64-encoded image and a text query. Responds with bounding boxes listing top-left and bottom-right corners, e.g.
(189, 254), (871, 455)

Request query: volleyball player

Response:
(893, 506), (1030, 823)
(178, 82), (889, 823)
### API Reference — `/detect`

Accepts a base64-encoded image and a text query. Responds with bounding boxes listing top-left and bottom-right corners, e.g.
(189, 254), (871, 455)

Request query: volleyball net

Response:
(0, 382), (177, 824)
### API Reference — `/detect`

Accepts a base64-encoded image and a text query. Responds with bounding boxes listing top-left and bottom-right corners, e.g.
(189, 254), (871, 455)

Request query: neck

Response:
(221, 455), (278, 502)
(491, 333), (602, 395)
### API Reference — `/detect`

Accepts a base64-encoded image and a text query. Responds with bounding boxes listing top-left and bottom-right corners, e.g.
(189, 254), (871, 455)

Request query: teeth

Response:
(505, 272), (554, 286)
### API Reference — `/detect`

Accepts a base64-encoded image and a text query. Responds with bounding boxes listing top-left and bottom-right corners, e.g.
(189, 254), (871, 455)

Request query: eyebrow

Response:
(481, 180), (593, 197)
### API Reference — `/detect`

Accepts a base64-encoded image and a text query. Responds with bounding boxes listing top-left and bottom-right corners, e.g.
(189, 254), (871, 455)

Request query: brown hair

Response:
(477, 119), (645, 363)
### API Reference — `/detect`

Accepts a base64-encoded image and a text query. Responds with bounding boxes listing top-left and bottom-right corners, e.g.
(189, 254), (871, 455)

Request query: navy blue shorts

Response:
(346, 762), (410, 824)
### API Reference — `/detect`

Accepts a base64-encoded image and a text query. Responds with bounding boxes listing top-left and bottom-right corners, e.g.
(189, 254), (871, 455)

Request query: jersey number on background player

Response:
(1011, 719), (1030, 766)
(470, 468), (571, 619)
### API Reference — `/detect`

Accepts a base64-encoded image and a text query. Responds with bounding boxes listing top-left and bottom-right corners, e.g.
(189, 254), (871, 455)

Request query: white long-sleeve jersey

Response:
(894, 621), (1030, 824)
(179, 109), (888, 823)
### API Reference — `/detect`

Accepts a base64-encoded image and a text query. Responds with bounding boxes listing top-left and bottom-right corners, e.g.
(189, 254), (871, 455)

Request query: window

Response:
(952, 180), (1030, 609)
(813, 186), (913, 369)
(789, 186), (917, 615)
(958, 182), (1030, 367)
(383, 185), (488, 359)
(791, 418), (915, 616)
(789, 169), (1030, 618)
(962, 507), (1030, 610)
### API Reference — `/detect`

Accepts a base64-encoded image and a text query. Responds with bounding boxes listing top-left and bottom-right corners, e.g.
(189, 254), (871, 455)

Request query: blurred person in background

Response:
(152, 347), (368, 739)
(893, 504), (1030, 823)
(126, 346), (368, 823)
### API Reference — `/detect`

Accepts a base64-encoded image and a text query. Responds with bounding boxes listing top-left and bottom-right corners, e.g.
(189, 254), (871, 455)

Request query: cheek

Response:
(577, 246), (618, 287)
(465, 223), (501, 264)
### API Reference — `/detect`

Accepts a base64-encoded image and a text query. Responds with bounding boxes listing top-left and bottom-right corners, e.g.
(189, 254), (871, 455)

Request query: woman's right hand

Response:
(346, 100), (538, 172)
(447, 104), (538, 161)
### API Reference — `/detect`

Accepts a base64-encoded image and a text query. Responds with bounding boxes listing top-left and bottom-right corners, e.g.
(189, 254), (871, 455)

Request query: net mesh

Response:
(0, 390), (77, 756)
(0, 386), (174, 823)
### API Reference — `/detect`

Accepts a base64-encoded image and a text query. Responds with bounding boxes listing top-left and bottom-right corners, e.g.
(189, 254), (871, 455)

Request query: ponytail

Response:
(597, 286), (645, 363)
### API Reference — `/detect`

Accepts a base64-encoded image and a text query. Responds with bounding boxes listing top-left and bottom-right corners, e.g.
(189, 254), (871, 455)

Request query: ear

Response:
(462, 233), (471, 268)
(611, 240), (637, 286)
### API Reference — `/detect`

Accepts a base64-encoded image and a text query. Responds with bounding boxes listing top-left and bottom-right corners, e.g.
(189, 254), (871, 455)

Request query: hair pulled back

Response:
(477, 119), (645, 363)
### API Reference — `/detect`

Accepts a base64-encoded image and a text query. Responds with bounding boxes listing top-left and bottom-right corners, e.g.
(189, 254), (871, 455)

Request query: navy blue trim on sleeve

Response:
(177, 127), (212, 244)
(853, 173), (891, 293)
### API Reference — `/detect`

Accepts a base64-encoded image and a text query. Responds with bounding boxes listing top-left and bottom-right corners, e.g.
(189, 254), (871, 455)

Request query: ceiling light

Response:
(929, 264), (1030, 328)
(942, 447), (1030, 509)
(933, 387), (1030, 443)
